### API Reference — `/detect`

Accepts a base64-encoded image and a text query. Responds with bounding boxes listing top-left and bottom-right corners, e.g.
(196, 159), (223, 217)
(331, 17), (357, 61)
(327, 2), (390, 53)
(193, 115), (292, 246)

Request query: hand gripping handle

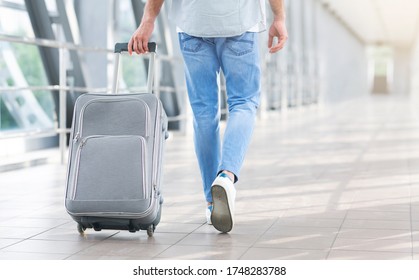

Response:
(114, 42), (157, 53)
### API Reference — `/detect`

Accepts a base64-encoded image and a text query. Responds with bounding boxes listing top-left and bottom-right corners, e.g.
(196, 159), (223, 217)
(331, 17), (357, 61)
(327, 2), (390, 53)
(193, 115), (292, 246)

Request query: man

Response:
(129, 0), (288, 233)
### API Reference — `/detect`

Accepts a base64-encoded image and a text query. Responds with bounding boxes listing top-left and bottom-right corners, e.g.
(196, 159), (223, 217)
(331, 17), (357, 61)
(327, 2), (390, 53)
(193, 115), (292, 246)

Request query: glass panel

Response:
(0, 7), (56, 133)
(121, 55), (148, 91)
(0, 94), (18, 130)
(114, 0), (147, 91)
(0, 7), (34, 37)
(115, 0), (137, 42)
(3, 0), (25, 4)
(0, 46), (55, 132)
(44, 0), (57, 14)
(0, 92), (55, 132)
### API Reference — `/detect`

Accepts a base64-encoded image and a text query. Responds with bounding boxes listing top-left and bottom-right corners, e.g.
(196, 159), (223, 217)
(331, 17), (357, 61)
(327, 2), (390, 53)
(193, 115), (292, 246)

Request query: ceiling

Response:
(320, 0), (419, 48)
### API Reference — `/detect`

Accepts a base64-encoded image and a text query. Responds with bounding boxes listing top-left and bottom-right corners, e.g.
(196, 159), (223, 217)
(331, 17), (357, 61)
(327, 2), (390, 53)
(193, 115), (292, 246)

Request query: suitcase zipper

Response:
(152, 101), (162, 191)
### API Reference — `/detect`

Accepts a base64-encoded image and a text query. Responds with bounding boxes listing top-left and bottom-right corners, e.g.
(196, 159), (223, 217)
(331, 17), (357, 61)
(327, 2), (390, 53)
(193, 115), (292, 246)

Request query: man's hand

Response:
(268, 19), (288, 53)
(128, 21), (154, 55)
(127, 0), (164, 55)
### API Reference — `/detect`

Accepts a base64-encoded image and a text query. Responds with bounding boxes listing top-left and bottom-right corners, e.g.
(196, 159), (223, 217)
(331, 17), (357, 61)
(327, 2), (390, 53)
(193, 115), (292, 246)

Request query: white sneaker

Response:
(206, 205), (213, 225)
(210, 173), (236, 233)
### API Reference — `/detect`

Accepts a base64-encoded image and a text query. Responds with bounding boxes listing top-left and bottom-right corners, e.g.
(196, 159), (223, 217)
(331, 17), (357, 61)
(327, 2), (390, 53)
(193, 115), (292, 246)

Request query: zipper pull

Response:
(73, 133), (80, 143)
(154, 185), (160, 198)
(80, 138), (87, 148)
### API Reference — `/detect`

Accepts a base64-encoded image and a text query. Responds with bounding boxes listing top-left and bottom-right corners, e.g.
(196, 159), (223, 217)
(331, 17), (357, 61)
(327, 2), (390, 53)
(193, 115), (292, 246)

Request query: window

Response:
(0, 4), (55, 133)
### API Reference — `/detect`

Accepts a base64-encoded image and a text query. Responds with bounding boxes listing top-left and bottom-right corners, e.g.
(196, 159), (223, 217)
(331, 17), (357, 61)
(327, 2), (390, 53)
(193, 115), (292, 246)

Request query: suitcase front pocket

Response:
(76, 98), (151, 140)
(72, 135), (148, 201)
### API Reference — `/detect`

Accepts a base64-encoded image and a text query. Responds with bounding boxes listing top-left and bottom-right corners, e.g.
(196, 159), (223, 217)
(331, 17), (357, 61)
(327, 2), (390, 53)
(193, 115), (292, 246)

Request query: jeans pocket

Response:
(226, 32), (254, 56)
(179, 33), (203, 53)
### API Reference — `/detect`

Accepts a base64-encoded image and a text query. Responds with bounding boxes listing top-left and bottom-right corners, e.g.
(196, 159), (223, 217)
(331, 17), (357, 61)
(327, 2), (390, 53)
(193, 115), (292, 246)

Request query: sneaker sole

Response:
(211, 185), (233, 233)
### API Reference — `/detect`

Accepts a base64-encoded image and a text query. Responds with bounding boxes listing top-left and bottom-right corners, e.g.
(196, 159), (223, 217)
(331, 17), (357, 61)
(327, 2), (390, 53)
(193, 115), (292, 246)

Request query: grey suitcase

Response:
(65, 42), (168, 237)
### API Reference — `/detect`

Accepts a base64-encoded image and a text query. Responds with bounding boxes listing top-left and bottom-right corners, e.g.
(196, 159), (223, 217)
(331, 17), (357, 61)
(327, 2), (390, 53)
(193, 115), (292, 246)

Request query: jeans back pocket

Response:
(179, 33), (203, 53)
(226, 32), (255, 56)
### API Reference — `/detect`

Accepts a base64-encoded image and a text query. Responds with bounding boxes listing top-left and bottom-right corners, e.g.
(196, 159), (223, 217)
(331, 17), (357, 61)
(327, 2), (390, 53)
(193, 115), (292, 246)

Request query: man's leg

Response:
(178, 33), (221, 204)
(210, 32), (261, 233)
(218, 32), (261, 181)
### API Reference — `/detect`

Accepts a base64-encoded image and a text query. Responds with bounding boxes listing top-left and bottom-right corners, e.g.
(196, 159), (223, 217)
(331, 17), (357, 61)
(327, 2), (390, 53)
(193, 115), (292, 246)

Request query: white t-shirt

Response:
(247, 0), (267, 33)
(170, 0), (267, 37)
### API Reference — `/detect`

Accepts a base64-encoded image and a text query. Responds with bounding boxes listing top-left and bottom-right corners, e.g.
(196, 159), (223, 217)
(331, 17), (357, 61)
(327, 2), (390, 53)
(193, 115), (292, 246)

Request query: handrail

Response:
(0, 33), (187, 164)
(0, 85), (185, 94)
(0, 33), (181, 60)
(0, 33), (112, 53)
(0, 85), (108, 93)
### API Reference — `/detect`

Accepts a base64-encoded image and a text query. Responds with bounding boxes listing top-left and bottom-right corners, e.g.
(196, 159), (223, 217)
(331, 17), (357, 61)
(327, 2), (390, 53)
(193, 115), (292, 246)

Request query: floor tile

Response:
(264, 226), (339, 237)
(154, 222), (203, 234)
(2, 239), (94, 255)
(327, 250), (411, 260)
(29, 228), (118, 242)
(108, 231), (188, 245)
(0, 239), (23, 249)
(240, 247), (328, 260)
(177, 233), (260, 247)
(282, 207), (348, 220)
(0, 218), (69, 229)
(272, 217), (343, 229)
(0, 251), (68, 260)
(65, 254), (146, 260)
(341, 219), (411, 230)
(153, 245), (248, 260)
(193, 216), (275, 235)
(345, 210), (410, 221)
(332, 237), (412, 253)
(254, 234), (336, 250)
(349, 202), (411, 213)
(0, 227), (51, 239)
(160, 213), (206, 224)
(73, 242), (170, 259)
(337, 228), (412, 240)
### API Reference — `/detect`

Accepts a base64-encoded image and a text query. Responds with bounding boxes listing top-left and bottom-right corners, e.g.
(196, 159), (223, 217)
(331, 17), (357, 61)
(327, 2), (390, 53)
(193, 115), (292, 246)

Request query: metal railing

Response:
(0, 33), (187, 164)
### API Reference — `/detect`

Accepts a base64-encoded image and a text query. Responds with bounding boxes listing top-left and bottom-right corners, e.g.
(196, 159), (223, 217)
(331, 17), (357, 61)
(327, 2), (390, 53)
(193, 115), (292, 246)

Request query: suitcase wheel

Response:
(77, 223), (86, 235)
(147, 224), (155, 237)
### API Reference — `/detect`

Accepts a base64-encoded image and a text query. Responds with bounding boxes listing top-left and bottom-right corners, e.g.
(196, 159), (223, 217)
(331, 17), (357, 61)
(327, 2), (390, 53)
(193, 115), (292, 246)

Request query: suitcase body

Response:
(65, 43), (167, 236)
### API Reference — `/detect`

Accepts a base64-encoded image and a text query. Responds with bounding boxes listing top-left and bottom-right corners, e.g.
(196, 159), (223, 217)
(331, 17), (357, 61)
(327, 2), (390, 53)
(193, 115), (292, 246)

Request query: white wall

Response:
(411, 34), (419, 96)
(315, 1), (369, 104)
(392, 47), (411, 95)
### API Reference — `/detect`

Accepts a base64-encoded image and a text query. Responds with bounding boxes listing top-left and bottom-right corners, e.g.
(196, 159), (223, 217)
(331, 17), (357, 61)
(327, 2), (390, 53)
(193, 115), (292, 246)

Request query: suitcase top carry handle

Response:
(114, 42), (157, 54)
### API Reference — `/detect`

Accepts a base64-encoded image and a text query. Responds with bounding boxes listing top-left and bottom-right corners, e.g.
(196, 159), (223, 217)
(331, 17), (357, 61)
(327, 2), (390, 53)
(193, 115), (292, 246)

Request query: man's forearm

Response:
(269, 0), (286, 21)
(142, 0), (165, 24)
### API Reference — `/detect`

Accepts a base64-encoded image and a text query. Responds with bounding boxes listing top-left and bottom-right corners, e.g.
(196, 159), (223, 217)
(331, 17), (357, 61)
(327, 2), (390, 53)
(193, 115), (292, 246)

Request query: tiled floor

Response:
(1, 95), (419, 260)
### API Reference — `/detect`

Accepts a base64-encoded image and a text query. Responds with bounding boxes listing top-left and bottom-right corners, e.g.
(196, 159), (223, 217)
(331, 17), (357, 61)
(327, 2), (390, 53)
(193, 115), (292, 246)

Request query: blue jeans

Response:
(178, 32), (261, 203)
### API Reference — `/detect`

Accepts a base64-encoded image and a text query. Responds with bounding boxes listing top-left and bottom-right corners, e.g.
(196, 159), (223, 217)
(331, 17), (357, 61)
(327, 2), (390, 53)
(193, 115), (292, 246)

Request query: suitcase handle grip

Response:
(114, 42), (157, 54)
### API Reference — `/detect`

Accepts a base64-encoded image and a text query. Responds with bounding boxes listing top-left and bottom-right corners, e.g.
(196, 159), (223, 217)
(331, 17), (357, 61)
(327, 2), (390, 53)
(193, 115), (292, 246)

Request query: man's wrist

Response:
(273, 14), (286, 22)
(141, 17), (156, 26)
